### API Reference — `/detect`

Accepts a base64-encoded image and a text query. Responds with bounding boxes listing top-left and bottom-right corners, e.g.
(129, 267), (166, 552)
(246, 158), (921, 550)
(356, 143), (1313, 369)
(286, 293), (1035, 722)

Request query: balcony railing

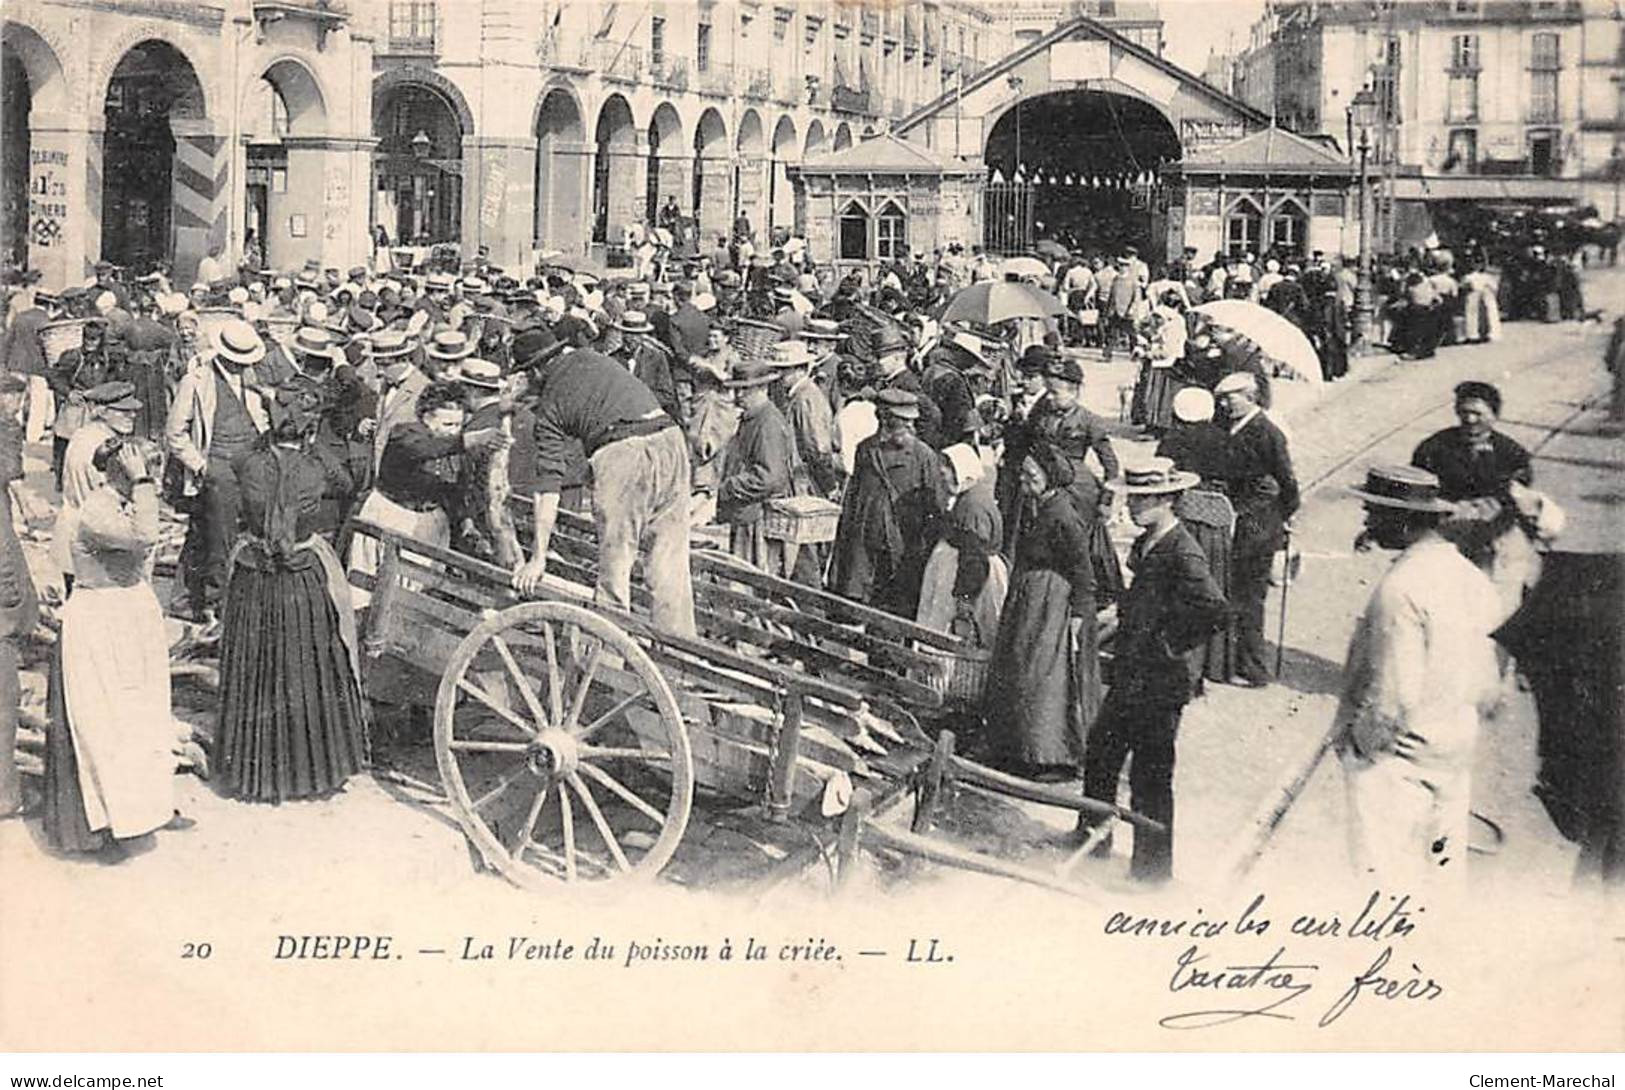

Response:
(745, 67), (773, 100)
(698, 59), (734, 95)
(384, 32), (436, 55)
(591, 39), (643, 82)
(539, 34), (592, 71)
(831, 85), (873, 115)
(650, 53), (690, 90)
(1526, 104), (1560, 123)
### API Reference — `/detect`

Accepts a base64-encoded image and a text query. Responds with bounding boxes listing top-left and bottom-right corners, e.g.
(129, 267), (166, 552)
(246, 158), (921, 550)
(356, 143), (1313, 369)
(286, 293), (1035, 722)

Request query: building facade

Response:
(976, 0), (1165, 55)
(2, 0), (375, 292)
(1, 0), (1033, 292)
(1228, 0), (1625, 226)
(368, 0), (1018, 275)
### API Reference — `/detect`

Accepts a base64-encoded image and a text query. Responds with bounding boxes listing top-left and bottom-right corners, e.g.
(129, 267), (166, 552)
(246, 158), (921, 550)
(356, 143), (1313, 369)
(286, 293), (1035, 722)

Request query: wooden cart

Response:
(346, 504), (1158, 892)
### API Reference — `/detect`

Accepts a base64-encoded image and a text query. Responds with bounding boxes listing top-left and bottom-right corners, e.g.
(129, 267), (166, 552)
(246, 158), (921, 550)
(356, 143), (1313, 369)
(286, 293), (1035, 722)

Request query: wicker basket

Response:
(761, 495), (840, 545)
(38, 319), (89, 366)
(730, 318), (783, 362)
(922, 647), (993, 705)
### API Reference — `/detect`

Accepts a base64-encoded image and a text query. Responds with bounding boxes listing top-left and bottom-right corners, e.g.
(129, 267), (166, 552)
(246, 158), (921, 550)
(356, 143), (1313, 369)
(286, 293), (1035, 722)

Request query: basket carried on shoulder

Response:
(730, 318), (783, 362)
(39, 319), (90, 366)
(761, 495), (840, 545)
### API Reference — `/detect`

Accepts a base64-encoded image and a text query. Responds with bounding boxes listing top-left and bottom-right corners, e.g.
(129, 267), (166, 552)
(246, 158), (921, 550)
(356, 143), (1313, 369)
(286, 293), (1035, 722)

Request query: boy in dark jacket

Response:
(1081, 458), (1228, 883)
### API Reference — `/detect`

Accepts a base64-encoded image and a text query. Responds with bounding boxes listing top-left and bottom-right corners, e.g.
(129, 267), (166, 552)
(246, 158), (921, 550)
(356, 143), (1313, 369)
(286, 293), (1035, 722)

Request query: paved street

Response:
(4, 268), (1622, 916)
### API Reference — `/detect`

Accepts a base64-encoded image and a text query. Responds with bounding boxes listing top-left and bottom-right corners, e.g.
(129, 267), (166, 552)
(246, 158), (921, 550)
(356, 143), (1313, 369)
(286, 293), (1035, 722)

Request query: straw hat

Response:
(614, 310), (654, 335)
(212, 319), (266, 366)
(726, 360), (780, 389)
(426, 330), (476, 362)
(767, 340), (819, 370)
(1105, 457), (1200, 495)
(1347, 465), (1456, 513)
(456, 358), (505, 390)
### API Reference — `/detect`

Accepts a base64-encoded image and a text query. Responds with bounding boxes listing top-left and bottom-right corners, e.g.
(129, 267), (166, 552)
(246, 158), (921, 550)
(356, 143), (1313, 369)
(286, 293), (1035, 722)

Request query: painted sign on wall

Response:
(29, 148), (69, 249)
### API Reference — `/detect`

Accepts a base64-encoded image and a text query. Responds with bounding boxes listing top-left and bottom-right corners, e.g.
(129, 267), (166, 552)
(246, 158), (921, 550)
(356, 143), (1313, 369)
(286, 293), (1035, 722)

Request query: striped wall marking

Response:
(84, 136), (103, 274)
(171, 130), (227, 245)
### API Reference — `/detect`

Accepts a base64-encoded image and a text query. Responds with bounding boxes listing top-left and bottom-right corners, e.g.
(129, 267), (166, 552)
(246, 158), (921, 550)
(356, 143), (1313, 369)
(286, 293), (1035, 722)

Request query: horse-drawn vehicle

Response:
(345, 501), (1156, 893)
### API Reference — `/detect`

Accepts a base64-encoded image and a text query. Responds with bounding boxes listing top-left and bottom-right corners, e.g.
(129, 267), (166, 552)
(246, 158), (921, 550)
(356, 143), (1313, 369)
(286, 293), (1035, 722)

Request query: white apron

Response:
(62, 583), (174, 838)
(345, 489), (451, 609)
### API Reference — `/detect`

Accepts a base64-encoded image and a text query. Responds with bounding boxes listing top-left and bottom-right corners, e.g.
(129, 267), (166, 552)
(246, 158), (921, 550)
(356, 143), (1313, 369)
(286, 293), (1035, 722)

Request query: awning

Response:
(1391, 176), (1583, 202)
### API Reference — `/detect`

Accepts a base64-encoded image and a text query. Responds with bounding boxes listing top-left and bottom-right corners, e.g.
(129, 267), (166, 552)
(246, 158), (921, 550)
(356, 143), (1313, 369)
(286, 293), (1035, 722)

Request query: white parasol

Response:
(1194, 299), (1324, 386)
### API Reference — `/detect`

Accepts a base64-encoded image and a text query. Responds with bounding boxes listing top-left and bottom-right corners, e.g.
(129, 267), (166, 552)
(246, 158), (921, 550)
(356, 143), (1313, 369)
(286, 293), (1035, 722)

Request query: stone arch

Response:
(983, 87), (1181, 257)
(692, 106), (729, 237)
(1, 17), (68, 116)
(533, 83), (587, 256)
(91, 24), (217, 125)
(371, 66), (474, 139)
(732, 108), (766, 238)
(1, 19), (70, 271)
(100, 39), (215, 277)
(645, 100), (684, 227)
(593, 93), (636, 243)
(243, 56), (331, 271)
(832, 121), (853, 151)
(769, 114), (798, 236)
(252, 55), (330, 135)
(805, 118), (826, 159)
(373, 73), (467, 246)
(736, 108), (765, 158)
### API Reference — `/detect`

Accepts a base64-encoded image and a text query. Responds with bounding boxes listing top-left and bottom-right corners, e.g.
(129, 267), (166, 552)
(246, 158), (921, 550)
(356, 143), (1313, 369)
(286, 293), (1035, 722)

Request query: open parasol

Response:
(1000, 256), (1051, 280)
(1193, 299), (1324, 386)
(1034, 240), (1071, 260)
(942, 281), (1065, 326)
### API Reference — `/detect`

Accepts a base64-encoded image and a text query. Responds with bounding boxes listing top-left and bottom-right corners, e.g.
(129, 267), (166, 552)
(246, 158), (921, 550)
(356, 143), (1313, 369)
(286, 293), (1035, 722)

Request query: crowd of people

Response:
(0, 214), (1591, 886)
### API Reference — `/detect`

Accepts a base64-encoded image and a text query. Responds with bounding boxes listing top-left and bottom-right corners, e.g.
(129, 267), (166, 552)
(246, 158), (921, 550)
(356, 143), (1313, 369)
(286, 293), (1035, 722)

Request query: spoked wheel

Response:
(434, 602), (693, 888)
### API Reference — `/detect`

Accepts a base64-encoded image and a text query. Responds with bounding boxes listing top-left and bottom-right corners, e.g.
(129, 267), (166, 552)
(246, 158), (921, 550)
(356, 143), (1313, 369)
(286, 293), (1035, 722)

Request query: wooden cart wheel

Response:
(434, 602), (693, 888)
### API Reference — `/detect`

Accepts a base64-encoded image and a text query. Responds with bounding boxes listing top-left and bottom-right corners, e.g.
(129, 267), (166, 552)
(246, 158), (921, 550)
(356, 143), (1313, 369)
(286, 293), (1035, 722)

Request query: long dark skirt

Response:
(215, 560), (369, 802)
(41, 643), (111, 854)
(1144, 366), (1178, 432)
(982, 567), (1101, 772)
(1186, 518), (1237, 684)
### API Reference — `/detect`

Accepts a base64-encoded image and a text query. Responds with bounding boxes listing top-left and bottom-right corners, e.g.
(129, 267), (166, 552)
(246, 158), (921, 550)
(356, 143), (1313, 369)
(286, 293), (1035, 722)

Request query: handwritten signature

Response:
(1158, 944), (1443, 1030)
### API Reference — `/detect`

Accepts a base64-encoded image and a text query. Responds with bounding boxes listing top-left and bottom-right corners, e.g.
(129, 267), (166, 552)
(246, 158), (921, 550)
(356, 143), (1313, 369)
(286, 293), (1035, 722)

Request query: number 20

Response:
(181, 942), (212, 959)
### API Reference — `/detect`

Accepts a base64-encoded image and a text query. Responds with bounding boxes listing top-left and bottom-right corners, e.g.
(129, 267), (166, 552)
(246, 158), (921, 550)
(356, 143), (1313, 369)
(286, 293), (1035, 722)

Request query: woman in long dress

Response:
(1461, 261), (1502, 344)
(216, 384), (370, 802)
(43, 438), (186, 857)
(916, 443), (1009, 652)
(981, 441), (1100, 780)
(1156, 387), (1237, 689)
(1139, 293), (1188, 434)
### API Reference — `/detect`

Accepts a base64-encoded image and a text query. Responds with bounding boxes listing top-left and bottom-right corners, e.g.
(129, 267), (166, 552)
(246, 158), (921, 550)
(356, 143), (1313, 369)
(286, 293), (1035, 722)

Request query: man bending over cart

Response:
(511, 340), (698, 639)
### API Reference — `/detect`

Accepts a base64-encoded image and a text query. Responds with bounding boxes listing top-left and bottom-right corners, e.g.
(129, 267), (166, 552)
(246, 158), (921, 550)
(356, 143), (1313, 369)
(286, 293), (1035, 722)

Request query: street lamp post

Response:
(1007, 74), (1024, 176)
(1348, 88), (1377, 353)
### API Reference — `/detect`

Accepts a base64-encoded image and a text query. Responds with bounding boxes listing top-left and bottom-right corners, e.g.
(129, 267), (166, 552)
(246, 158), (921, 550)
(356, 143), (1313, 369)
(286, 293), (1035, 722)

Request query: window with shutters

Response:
(697, 21), (712, 72)
(1450, 34), (1479, 70)
(1530, 31), (1560, 69)
(651, 17), (665, 65)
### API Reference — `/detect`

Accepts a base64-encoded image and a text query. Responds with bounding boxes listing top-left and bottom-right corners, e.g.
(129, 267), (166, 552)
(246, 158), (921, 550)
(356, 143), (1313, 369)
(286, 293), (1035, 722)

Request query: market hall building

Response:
(888, 15), (1362, 265)
(2, 2), (1367, 292)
